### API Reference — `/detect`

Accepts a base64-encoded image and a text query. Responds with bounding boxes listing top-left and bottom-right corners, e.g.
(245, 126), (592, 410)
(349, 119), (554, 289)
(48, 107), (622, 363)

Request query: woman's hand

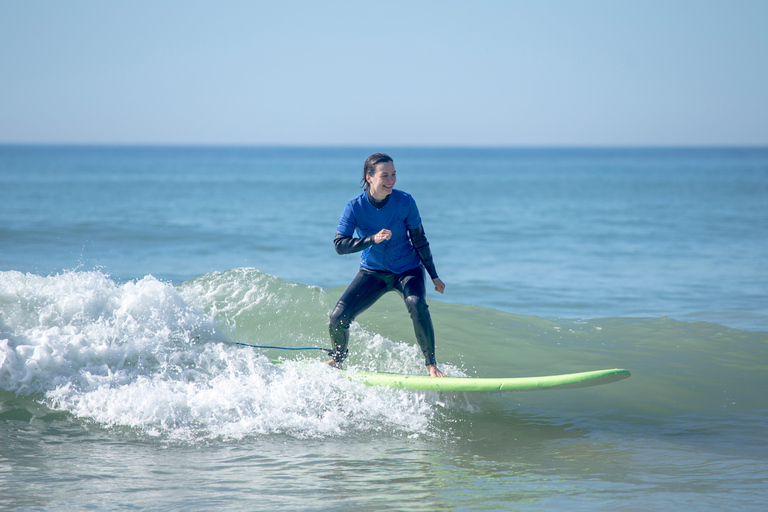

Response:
(432, 278), (446, 294)
(373, 229), (392, 243)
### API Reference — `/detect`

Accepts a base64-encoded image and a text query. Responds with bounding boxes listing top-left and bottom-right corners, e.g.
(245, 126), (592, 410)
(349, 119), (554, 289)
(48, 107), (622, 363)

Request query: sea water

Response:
(1, 146), (767, 510)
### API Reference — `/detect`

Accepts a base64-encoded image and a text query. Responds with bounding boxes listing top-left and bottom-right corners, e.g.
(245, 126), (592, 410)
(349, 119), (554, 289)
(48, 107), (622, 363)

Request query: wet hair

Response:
(361, 153), (393, 191)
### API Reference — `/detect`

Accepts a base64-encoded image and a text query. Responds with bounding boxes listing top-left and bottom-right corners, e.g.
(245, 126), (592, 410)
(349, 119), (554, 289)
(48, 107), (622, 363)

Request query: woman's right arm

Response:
(334, 230), (391, 255)
(334, 233), (374, 254)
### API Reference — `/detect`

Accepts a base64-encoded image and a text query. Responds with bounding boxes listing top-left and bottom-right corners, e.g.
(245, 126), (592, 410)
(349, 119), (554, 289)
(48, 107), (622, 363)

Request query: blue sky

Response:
(1, 0), (766, 146)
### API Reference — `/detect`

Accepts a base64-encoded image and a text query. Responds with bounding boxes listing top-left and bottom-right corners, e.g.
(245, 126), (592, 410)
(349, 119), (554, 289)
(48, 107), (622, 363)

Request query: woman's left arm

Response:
(408, 224), (445, 293)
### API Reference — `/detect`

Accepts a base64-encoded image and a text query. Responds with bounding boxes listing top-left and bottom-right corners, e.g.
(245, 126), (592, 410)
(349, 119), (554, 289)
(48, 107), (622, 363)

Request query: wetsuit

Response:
(329, 189), (439, 366)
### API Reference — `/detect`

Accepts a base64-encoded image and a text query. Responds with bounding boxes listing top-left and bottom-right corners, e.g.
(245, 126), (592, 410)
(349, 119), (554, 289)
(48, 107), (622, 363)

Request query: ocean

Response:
(1, 145), (767, 510)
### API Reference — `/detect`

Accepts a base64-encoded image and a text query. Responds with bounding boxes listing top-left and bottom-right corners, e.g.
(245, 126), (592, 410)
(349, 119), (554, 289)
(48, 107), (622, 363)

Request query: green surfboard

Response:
(350, 368), (631, 391)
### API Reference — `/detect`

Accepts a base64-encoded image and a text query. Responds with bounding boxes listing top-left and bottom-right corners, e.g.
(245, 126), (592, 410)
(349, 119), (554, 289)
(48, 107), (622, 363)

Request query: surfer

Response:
(328, 153), (447, 377)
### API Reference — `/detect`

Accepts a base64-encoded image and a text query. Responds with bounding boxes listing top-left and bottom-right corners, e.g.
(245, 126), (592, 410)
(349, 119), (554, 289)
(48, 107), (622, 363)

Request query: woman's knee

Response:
(329, 302), (351, 331)
(404, 295), (429, 318)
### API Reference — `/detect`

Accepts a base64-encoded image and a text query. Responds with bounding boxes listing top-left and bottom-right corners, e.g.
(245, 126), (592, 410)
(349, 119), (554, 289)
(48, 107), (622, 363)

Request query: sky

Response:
(1, 0), (767, 147)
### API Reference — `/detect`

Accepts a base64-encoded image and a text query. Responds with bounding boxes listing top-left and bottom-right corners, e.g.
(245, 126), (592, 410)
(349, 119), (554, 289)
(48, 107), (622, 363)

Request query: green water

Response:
(2, 269), (767, 510)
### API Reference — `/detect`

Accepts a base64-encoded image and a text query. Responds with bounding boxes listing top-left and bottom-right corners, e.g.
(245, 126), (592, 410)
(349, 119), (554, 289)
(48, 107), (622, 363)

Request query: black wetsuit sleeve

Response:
(408, 224), (439, 280)
(334, 232), (376, 255)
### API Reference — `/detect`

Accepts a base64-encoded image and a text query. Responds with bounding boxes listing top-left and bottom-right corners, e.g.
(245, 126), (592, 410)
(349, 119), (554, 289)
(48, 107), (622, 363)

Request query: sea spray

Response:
(0, 271), (224, 394)
(0, 270), (461, 440)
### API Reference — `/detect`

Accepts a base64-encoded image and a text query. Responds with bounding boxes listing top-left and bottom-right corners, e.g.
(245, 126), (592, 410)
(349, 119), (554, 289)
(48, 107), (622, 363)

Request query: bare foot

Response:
(327, 360), (342, 370)
(428, 365), (447, 377)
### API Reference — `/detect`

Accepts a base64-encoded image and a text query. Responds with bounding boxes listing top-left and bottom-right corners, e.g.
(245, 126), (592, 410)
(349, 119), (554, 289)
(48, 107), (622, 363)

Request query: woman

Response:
(328, 153), (447, 377)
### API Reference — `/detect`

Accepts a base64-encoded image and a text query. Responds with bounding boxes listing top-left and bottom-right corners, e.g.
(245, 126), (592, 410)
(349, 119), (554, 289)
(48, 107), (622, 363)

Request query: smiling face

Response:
(366, 161), (397, 200)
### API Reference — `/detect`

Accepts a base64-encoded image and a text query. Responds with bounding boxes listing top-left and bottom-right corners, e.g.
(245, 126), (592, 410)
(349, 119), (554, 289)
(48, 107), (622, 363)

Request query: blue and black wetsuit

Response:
(329, 189), (439, 366)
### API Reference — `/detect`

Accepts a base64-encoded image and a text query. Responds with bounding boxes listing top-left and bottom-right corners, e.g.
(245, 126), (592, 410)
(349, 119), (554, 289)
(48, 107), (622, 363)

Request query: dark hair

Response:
(361, 153), (393, 191)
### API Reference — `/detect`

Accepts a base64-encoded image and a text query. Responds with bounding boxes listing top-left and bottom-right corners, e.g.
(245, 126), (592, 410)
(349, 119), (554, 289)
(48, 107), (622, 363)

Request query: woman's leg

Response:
(328, 270), (390, 363)
(396, 267), (437, 366)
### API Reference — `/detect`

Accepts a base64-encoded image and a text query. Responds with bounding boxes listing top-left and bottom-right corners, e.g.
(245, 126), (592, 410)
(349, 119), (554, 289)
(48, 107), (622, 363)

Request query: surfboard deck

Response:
(349, 368), (631, 391)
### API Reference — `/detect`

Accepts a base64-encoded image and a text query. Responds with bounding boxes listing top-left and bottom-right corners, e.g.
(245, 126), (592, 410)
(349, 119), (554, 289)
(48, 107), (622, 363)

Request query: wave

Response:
(0, 270), (460, 440)
(2, 268), (766, 443)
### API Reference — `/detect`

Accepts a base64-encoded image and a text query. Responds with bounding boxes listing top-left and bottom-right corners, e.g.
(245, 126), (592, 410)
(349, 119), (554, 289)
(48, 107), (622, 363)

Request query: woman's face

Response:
(367, 161), (397, 199)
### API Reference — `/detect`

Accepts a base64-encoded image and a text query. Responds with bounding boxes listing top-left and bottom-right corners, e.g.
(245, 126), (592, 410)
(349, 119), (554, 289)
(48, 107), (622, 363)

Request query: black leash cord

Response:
(228, 340), (332, 355)
(194, 336), (332, 355)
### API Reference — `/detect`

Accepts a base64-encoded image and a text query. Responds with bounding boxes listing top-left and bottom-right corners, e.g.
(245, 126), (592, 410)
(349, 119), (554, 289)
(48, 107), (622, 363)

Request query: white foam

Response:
(1, 270), (466, 441)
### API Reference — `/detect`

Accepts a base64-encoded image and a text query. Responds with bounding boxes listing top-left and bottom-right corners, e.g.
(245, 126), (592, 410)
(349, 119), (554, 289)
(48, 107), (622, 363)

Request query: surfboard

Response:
(349, 368), (631, 391)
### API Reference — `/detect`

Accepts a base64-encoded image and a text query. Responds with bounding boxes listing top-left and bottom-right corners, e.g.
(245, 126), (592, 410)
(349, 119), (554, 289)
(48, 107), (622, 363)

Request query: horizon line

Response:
(2, 142), (767, 150)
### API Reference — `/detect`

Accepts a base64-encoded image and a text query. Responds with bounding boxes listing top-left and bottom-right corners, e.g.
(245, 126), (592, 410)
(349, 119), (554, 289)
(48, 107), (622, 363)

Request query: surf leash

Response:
(198, 337), (333, 355)
(234, 342), (330, 352)
(193, 336), (333, 355)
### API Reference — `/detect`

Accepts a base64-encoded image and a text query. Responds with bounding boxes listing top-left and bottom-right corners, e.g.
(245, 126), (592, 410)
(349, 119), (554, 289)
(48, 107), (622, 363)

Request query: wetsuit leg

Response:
(395, 267), (437, 366)
(329, 270), (390, 363)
